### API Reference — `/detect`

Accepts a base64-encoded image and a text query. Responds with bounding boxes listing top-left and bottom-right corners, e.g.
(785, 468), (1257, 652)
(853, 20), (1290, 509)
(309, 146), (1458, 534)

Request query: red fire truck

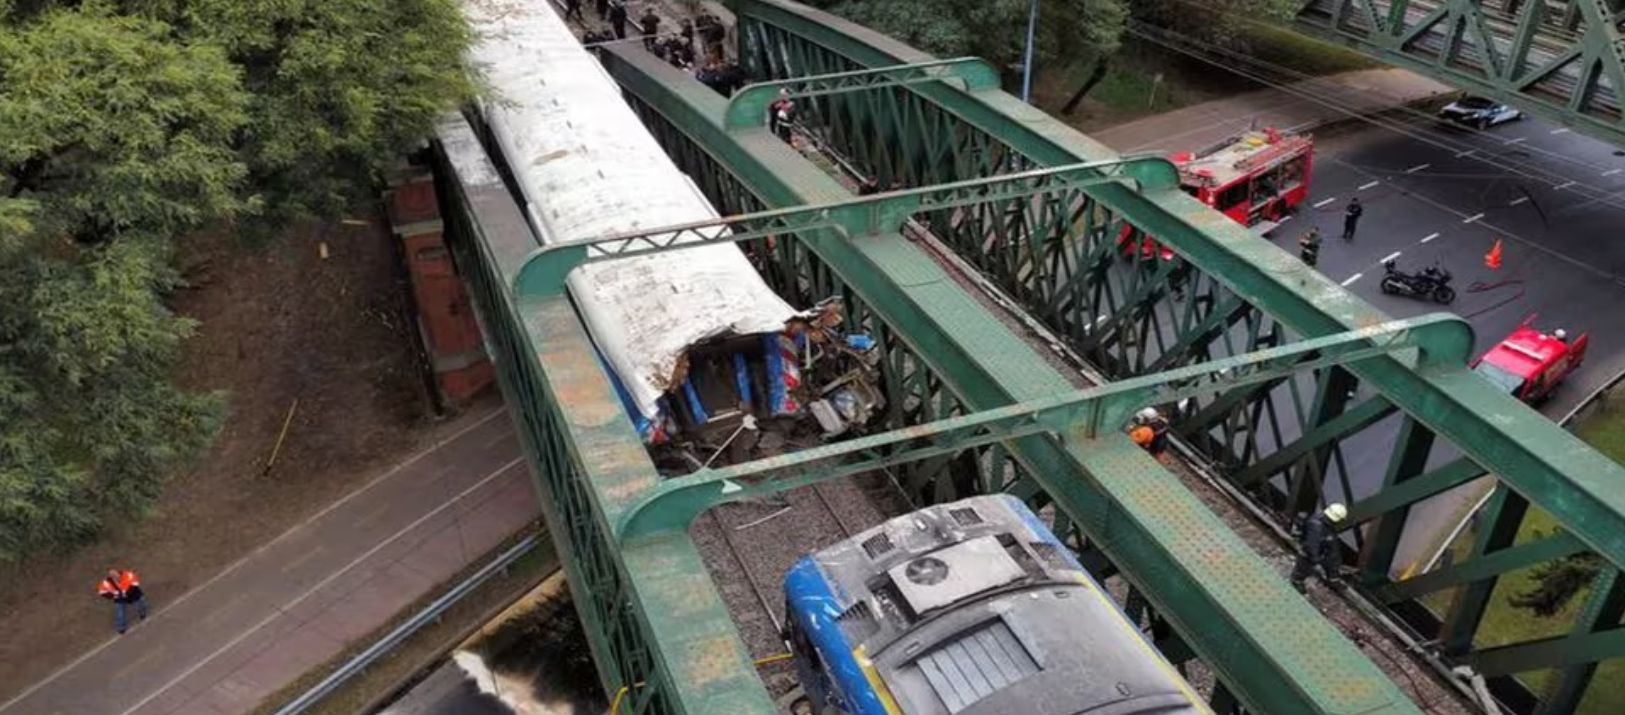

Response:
(1470, 317), (1589, 404)
(1121, 127), (1315, 260)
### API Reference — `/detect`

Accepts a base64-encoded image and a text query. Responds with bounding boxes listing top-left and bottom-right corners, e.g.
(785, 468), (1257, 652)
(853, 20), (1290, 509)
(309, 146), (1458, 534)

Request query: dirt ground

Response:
(0, 215), (472, 698)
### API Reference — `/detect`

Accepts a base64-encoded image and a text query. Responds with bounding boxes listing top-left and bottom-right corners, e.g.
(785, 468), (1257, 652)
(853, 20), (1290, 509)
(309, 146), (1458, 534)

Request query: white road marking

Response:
(1457, 150), (1476, 158)
(1380, 251), (1403, 263)
(0, 406), (510, 715)
(1340, 273), (1364, 286)
(1406, 163), (1431, 174)
(1277, 214), (1293, 223)
(1421, 232), (1441, 244)
(1550, 127), (1571, 135)
(1505, 136), (1528, 145)
(1313, 197), (1337, 208)
(115, 458), (527, 715)
(1509, 196), (1530, 206)
(1358, 180), (1380, 190)
(1604, 168), (1623, 177)
(1554, 180), (1576, 190)
(1463, 213), (1485, 224)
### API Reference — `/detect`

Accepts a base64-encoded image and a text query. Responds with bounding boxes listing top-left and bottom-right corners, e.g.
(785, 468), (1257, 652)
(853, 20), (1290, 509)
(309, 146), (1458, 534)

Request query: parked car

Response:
(1438, 96), (1523, 129)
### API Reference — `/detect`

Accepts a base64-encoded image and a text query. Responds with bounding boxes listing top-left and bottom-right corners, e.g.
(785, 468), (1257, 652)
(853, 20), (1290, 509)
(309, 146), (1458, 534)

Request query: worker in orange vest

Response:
(98, 568), (149, 634)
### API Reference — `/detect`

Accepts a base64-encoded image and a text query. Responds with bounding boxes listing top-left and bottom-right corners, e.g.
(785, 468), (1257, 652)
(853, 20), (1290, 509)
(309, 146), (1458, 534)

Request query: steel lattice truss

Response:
(428, 0), (1625, 713)
(1296, 0), (1625, 146)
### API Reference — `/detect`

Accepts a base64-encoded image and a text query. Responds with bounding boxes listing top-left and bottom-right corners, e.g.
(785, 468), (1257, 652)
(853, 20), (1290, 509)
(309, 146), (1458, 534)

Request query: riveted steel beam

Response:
(1295, 0), (1625, 146)
(603, 39), (1429, 715)
(724, 57), (999, 129)
(617, 314), (1468, 540)
(514, 158), (1175, 296)
(1373, 531), (1587, 603)
(727, 0), (1625, 576)
(433, 116), (776, 714)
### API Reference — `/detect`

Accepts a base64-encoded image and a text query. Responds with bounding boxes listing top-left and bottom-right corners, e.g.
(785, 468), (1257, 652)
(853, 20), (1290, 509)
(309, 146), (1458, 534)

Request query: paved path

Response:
(0, 406), (535, 715)
(1092, 68), (1453, 154)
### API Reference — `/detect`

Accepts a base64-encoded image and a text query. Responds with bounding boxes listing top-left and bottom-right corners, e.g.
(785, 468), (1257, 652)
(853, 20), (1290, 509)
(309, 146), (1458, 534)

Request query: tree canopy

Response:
(807, 0), (1127, 74)
(0, 0), (474, 559)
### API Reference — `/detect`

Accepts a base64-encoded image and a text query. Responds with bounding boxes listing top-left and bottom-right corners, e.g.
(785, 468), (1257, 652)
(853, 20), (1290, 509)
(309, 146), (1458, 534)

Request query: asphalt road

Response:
(1267, 110), (1625, 571)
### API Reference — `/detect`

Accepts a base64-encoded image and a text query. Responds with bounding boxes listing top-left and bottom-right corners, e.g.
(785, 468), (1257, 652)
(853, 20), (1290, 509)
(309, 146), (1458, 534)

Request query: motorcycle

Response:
(1379, 259), (1455, 304)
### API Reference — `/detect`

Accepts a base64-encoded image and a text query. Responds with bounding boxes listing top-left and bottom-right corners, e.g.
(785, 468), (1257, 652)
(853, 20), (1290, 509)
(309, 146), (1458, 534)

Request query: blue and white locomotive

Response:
(782, 495), (1210, 715)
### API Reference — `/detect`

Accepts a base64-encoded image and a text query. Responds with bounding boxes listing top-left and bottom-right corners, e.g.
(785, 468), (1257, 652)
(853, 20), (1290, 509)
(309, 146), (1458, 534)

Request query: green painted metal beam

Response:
(1234, 395), (1395, 487)
(1372, 531), (1587, 603)
(723, 57), (999, 129)
(435, 115), (777, 715)
(617, 314), (1468, 540)
(1348, 454), (1485, 525)
(516, 157), (1176, 296)
(1536, 570), (1625, 714)
(1294, 0), (1625, 146)
(726, 0), (1625, 575)
(602, 38), (1428, 715)
(1469, 628), (1625, 678)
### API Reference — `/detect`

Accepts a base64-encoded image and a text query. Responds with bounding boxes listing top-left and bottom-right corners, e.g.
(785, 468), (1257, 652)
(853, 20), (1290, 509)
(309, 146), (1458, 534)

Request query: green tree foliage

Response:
(1, 0), (474, 559)
(1131, 0), (1300, 49)
(807, 0), (1127, 75)
(0, 8), (241, 559)
(16, 0), (477, 218)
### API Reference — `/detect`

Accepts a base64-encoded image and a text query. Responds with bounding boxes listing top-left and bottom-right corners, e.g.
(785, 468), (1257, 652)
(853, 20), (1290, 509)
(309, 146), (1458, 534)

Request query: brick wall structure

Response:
(387, 168), (493, 405)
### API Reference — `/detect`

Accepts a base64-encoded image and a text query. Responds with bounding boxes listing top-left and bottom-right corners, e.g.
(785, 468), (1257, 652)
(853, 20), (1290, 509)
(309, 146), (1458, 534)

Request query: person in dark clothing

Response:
(608, 2), (628, 39)
(1298, 227), (1321, 267)
(680, 19), (695, 50)
(639, 8), (661, 51)
(564, 0), (584, 23)
(1290, 503), (1348, 593)
(1342, 197), (1363, 240)
(857, 177), (881, 196)
(595, 0), (608, 20)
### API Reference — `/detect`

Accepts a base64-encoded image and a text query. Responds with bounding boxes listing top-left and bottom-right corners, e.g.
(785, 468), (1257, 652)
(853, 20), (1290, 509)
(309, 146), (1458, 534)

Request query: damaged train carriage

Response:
(460, 0), (883, 460)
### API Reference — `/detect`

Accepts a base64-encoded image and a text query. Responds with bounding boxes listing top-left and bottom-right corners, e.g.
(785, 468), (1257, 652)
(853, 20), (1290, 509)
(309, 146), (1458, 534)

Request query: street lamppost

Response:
(1021, 0), (1039, 103)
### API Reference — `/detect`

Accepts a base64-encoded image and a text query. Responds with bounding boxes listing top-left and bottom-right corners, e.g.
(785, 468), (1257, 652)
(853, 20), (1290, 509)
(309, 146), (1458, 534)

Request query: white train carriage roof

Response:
(462, 0), (798, 422)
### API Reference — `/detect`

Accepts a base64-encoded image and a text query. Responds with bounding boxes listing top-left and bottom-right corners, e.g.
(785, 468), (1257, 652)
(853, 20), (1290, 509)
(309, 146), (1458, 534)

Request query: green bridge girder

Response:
(597, 42), (1429, 715)
(428, 0), (1625, 712)
(1294, 0), (1625, 147)
(719, 1), (1625, 711)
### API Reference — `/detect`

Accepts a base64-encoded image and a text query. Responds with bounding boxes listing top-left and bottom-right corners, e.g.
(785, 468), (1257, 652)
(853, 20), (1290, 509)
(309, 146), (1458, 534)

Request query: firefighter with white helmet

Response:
(1290, 503), (1348, 593)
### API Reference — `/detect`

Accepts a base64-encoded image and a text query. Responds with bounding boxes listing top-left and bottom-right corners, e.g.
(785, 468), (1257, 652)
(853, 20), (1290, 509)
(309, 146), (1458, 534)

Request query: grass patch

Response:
(1416, 392), (1625, 713)
(1241, 23), (1378, 77)
(1087, 61), (1187, 115)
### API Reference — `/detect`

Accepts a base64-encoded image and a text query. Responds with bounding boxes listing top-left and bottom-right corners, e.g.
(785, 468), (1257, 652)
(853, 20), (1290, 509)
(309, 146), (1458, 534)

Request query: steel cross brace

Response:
(514, 157), (1178, 296)
(723, 57), (1000, 129)
(615, 313), (1471, 541)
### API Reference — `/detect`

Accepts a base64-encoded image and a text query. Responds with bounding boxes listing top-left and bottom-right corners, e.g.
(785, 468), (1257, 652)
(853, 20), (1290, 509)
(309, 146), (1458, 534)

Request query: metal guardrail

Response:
(270, 531), (545, 715)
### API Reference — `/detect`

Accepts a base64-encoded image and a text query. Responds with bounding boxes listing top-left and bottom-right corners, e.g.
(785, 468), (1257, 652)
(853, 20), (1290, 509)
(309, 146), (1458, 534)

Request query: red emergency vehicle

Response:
(1120, 127), (1315, 260)
(1470, 317), (1589, 404)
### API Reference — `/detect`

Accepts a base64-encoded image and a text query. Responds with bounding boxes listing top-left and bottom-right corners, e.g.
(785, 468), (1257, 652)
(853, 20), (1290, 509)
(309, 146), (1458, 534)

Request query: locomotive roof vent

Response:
(889, 535), (1024, 613)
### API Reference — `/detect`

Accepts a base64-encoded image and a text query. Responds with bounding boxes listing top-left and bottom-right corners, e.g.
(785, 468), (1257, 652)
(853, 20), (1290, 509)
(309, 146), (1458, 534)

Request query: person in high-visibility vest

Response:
(98, 568), (149, 634)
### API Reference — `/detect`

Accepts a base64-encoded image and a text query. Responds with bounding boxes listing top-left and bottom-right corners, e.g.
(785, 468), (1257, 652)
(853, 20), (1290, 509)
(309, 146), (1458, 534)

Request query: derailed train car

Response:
(784, 495), (1211, 715)
(461, 0), (818, 444)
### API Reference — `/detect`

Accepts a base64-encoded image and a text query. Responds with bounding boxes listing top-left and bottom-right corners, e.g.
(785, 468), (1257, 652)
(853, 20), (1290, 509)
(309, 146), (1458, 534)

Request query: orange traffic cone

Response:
(1485, 239), (1503, 271)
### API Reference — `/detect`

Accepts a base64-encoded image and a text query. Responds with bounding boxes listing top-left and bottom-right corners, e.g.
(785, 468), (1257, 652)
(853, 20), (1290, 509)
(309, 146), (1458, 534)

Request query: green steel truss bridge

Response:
(429, 1), (1625, 712)
(1295, 0), (1625, 146)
